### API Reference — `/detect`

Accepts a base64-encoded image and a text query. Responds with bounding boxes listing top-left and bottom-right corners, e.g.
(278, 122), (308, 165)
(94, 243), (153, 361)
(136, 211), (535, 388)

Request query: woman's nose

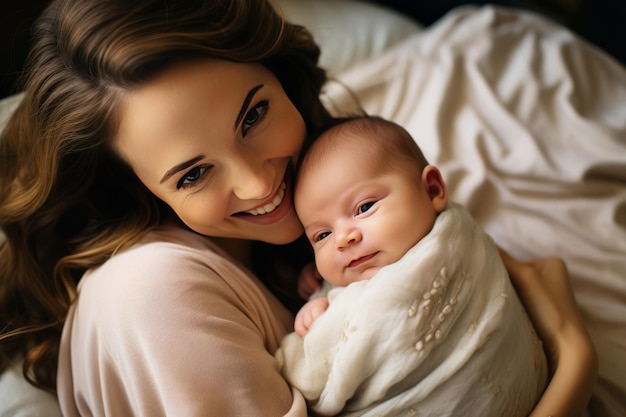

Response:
(336, 227), (362, 249)
(230, 158), (273, 201)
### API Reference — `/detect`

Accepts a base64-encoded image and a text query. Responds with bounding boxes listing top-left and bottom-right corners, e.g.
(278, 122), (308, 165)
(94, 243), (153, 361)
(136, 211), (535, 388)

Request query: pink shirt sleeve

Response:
(57, 226), (307, 417)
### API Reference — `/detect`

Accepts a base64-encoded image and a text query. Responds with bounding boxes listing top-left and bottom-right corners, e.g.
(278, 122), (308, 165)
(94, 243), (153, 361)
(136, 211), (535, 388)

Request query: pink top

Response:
(57, 225), (307, 416)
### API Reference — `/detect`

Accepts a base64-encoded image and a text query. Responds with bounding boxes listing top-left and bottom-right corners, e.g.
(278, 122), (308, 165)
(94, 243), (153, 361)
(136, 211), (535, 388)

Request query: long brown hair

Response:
(0, 0), (332, 392)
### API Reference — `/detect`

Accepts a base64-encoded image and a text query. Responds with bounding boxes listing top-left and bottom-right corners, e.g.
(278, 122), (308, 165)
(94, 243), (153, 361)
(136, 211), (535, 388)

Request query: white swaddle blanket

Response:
(276, 204), (547, 416)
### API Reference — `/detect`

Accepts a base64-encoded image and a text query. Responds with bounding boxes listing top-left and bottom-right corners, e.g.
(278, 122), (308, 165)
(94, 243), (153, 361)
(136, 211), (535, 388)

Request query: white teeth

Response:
(246, 183), (286, 216)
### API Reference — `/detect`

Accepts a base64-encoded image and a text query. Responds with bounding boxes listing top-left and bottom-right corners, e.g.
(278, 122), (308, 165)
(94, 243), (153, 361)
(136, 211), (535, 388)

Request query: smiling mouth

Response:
(244, 182), (286, 216)
(348, 252), (378, 268)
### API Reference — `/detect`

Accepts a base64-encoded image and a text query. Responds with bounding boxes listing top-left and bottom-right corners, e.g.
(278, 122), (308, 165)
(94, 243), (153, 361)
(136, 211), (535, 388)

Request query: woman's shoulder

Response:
(84, 225), (233, 288)
(78, 225), (262, 310)
(72, 226), (232, 326)
(115, 223), (227, 260)
(65, 223), (293, 352)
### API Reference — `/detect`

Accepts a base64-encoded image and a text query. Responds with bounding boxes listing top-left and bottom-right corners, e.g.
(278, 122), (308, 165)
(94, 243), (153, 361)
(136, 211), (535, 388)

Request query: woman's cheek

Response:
(177, 193), (226, 230)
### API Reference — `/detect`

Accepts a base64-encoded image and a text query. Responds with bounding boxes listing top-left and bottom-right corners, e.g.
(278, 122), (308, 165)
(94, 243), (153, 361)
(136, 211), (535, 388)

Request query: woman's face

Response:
(114, 59), (307, 243)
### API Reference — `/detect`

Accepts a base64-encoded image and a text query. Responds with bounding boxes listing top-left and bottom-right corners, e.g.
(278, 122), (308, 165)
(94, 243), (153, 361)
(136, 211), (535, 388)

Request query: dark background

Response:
(2, 0), (625, 99)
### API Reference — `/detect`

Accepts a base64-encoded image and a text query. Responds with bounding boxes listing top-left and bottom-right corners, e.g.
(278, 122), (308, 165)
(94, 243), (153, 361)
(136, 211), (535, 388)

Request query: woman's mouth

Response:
(244, 182), (286, 216)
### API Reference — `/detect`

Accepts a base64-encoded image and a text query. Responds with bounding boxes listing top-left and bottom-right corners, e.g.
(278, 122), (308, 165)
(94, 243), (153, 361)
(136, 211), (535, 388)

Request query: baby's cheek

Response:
(315, 250), (338, 285)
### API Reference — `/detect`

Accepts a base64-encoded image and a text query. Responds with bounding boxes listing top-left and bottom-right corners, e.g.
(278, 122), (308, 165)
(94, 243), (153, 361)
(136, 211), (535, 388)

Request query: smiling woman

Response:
(0, 1), (332, 415)
(112, 59), (307, 243)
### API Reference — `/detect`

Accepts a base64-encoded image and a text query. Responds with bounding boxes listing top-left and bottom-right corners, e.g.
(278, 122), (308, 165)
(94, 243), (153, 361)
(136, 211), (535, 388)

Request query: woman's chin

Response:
(261, 218), (304, 245)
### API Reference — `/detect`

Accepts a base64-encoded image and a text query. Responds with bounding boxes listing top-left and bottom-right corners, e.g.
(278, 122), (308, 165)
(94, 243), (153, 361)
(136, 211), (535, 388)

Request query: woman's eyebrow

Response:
(159, 84), (265, 184)
(234, 84), (264, 130)
(160, 155), (205, 184)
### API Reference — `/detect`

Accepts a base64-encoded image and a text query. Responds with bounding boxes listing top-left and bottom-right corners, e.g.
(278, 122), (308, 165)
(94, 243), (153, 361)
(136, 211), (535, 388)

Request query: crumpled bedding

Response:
(276, 204), (547, 416)
(321, 6), (626, 416)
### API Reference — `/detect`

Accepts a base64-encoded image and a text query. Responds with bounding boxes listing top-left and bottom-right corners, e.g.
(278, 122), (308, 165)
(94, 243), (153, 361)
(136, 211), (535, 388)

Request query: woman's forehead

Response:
(111, 59), (278, 176)
(113, 60), (273, 141)
(126, 59), (271, 101)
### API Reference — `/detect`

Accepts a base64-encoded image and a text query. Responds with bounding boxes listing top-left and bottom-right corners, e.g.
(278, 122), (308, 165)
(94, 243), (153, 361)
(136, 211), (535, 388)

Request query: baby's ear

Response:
(422, 165), (448, 212)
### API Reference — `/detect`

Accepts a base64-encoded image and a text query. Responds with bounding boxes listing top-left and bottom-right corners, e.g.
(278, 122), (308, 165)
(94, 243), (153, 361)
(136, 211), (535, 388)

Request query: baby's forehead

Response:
(311, 127), (383, 160)
(302, 132), (382, 175)
(297, 117), (424, 188)
(296, 131), (370, 186)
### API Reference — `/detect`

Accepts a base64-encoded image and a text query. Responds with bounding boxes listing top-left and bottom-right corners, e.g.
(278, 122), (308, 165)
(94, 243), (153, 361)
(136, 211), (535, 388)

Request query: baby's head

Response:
(295, 116), (448, 286)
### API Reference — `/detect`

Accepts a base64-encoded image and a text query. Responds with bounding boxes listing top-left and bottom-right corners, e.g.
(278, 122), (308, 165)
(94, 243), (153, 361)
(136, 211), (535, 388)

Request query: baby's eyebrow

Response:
(233, 84), (264, 130)
(304, 222), (326, 236)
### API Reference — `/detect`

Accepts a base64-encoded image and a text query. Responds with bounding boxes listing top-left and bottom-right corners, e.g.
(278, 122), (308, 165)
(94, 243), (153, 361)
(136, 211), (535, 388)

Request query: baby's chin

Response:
(350, 266), (382, 284)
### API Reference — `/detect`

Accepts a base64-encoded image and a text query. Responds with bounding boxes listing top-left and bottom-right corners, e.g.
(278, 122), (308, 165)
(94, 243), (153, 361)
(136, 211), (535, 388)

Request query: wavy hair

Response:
(0, 0), (332, 392)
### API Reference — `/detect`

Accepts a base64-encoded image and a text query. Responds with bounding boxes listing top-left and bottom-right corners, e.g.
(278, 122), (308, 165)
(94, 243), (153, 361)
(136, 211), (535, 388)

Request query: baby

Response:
(275, 116), (548, 416)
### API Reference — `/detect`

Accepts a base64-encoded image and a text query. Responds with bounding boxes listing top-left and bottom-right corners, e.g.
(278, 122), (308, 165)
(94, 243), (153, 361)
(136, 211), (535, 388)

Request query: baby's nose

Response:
(337, 228), (362, 249)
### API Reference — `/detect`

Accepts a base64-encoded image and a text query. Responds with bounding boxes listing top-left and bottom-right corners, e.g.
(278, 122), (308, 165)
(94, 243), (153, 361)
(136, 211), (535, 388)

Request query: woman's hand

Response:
(498, 249), (598, 417)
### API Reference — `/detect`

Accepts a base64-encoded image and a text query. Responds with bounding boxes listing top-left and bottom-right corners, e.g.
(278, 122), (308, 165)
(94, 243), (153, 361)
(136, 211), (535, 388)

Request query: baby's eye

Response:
(315, 231), (331, 242)
(357, 201), (375, 215)
(177, 165), (210, 189)
(242, 100), (269, 136)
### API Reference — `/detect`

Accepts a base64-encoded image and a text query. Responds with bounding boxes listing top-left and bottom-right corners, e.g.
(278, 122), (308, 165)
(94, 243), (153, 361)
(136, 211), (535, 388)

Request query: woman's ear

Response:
(422, 165), (448, 212)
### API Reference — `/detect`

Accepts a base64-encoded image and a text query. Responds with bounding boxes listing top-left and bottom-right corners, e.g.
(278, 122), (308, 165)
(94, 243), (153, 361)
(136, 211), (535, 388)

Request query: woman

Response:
(0, 0), (596, 415)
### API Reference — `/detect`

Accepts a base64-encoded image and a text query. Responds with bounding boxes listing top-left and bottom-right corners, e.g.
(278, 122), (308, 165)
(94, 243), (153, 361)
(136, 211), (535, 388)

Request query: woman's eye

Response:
(315, 231), (331, 242)
(242, 100), (269, 136)
(177, 165), (210, 189)
(357, 201), (375, 215)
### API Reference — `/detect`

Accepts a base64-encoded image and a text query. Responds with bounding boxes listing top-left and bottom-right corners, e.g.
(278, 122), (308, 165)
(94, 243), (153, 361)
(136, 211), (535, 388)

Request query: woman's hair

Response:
(0, 0), (333, 392)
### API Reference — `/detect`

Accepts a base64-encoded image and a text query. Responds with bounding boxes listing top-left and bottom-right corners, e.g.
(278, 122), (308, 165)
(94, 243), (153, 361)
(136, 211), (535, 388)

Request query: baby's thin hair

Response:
(298, 115), (429, 183)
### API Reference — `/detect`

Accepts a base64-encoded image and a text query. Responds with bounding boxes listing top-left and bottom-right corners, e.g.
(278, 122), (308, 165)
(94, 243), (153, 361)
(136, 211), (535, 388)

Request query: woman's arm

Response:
(498, 249), (598, 417)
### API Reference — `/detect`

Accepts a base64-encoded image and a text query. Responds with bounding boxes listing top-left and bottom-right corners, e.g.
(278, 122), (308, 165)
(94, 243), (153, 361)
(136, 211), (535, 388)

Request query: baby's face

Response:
(295, 140), (445, 286)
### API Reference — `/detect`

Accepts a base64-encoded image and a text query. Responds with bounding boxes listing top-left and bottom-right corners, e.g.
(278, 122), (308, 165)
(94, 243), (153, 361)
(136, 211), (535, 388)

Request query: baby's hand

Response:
(294, 297), (329, 337)
(297, 262), (322, 300)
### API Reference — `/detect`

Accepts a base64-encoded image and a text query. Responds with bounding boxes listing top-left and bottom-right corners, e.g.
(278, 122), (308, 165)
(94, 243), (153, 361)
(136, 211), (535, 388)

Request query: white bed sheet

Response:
(322, 5), (626, 416)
